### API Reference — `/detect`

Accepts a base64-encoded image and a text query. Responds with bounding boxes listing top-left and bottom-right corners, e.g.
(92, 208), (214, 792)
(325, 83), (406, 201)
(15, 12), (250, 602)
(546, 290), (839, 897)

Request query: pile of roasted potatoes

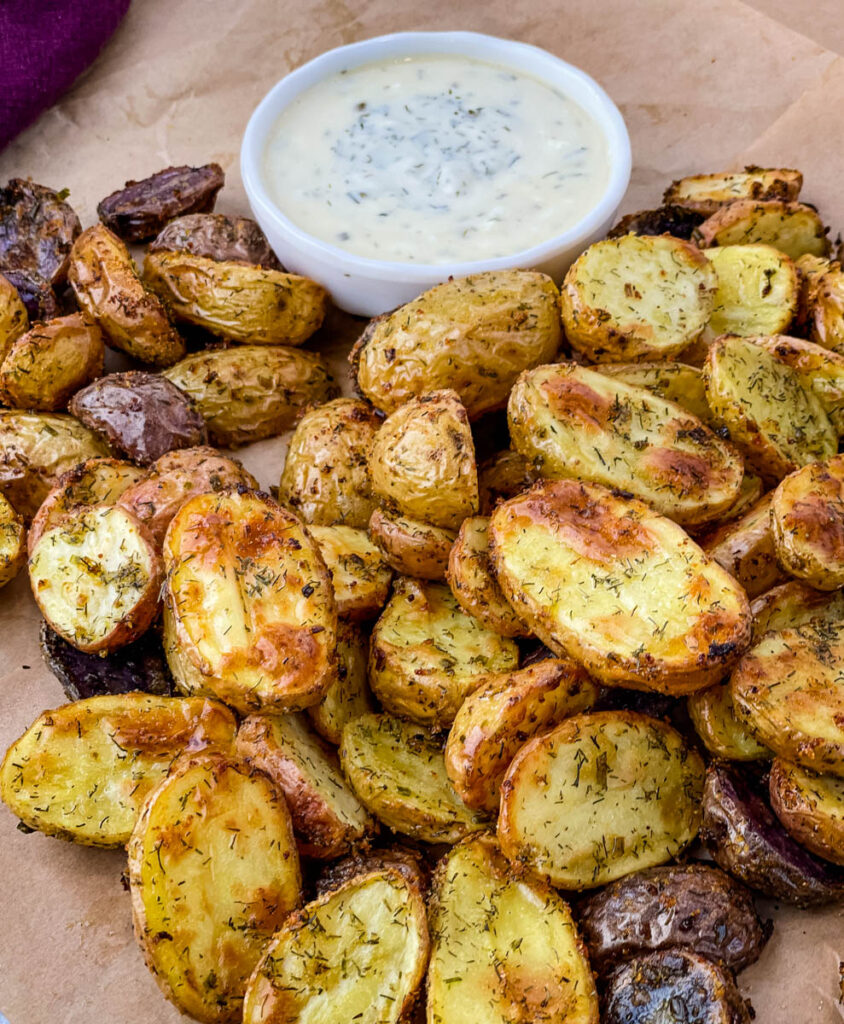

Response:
(0, 162), (843, 1024)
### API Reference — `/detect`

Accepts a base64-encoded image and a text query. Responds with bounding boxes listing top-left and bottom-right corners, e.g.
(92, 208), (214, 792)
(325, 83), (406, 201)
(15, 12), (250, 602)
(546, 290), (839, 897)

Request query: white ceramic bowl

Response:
(241, 31), (631, 317)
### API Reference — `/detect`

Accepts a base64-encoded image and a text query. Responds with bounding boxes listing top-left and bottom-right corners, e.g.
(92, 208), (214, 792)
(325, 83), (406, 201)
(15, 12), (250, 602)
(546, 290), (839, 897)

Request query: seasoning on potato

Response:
(367, 507), (456, 580)
(664, 166), (803, 214)
(308, 524), (392, 620)
(0, 272), (28, 359)
(750, 579), (844, 641)
(0, 491), (25, 588)
(150, 211), (281, 268)
(701, 491), (783, 598)
(607, 204), (704, 240)
(769, 758), (844, 866)
(306, 619), (373, 745)
(809, 265), (844, 353)
(695, 198), (828, 259)
(688, 681), (771, 761)
(596, 360), (715, 425)
(705, 244), (798, 337)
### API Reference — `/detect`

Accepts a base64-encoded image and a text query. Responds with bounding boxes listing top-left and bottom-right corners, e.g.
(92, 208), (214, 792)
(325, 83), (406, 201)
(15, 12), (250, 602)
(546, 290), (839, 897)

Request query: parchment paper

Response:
(0, 0), (842, 1021)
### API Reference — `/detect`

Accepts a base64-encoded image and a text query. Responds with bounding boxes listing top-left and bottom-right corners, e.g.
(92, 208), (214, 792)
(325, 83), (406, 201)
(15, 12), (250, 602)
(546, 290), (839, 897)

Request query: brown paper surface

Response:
(0, 0), (842, 1020)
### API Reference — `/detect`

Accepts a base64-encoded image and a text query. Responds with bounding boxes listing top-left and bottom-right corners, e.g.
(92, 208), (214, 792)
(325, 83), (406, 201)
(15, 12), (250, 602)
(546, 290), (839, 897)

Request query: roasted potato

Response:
(769, 758), (844, 866)
(750, 579), (844, 641)
(339, 713), (487, 843)
(29, 505), (163, 653)
(243, 870), (428, 1024)
(578, 863), (768, 974)
(0, 693), (235, 846)
(369, 578), (519, 728)
(0, 490), (25, 587)
(117, 446), (257, 545)
(700, 760), (844, 905)
(162, 344), (337, 446)
(705, 244), (797, 337)
(368, 389), (478, 530)
(150, 212), (281, 269)
(664, 166), (803, 214)
(703, 335), (836, 482)
(695, 199), (828, 259)
(69, 370), (207, 465)
(701, 492), (782, 598)
(143, 250), (327, 346)
(718, 471), (765, 524)
(596, 360), (714, 425)
(306, 619), (373, 745)
(351, 270), (561, 419)
(508, 362), (743, 527)
(236, 712), (374, 859)
(427, 833), (599, 1024)
(607, 205), (704, 240)
(489, 480), (751, 694)
(498, 711), (705, 889)
(445, 658), (599, 812)
(0, 410), (110, 519)
(368, 507), (455, 580)
(128, 751), (301, 1023)
(809, 266), (844, 354)
(560, 234), (717, 362)
(477, 448), (539, 513)
(163, 489), (337, 714)
(308, 524), (392, 620)
(794, 253), (836, 330)
(749, 333), (844, 433)
(0, 271), (28, 358)
(279, 397), (381, 528)
(97, 163), (224, 242)
(68, 224), (185, 366)
(314, 844), (428, 898)
(688, 683), (771, 761)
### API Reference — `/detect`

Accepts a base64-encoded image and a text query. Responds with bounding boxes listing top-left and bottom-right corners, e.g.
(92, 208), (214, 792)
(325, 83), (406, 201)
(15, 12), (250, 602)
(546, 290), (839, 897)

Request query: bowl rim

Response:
(241, 30), (631, 283)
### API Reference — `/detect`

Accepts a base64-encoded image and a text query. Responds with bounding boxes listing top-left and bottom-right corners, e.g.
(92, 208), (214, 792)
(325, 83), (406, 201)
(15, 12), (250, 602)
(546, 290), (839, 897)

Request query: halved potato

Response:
(427, 833), (599, 1024)
(498, 711), (705, 889)
(718, 471), (764, 524)
(664, 167), (802, 214)
(688, 682), (771, 761)
(560, 234), (717, 362)
(29, 505), (163, 653)
(339, 713), (487, 843)
(695, 199), (828, 259)
(0, 491), (25, 587)
(705, 244), (797, 337)
(0, 694), (236, 846)
(508, 362), (743, 526)
(489, 480), (751, 694)
(307, 619), (373, 745)
(368, 507), (455, 580)
(477, 448), (540, 513)
(445, 658), (600, 812)
(163, 489), (337, 714)
(128, 751), (301, 1023)
(369, 578), (519, 728)
(769, 758), (844, 865)
(730, 623), (844, 776)
(243, 870), (428, 1024)
(0, 270), (28, 358)
(749, 334), (844, 434)
(795, 253), (836, 330)
(308, 523), (392, 620)
(701, 492), (782, 598)
(236, 712), (374, 859)
(596, 361), (714, 425)
(750, 580), (844, 641)
(314, 845), (428, 899)
(809, 266), (844, 354)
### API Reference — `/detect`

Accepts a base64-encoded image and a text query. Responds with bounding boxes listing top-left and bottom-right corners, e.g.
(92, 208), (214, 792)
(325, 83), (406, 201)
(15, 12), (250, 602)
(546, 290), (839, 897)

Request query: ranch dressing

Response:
(263, 54), (609, 264)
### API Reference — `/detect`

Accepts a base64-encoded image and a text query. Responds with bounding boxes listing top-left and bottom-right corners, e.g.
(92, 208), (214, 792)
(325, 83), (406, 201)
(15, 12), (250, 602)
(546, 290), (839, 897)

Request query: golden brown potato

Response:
(29, 505), (163, 653)
(716, 471), (765, 525)
(369, 577), (519, 728)
(695, 199), (828, 259)
(368, 507), (455, 580)
(490, 480), (751, 694)
(307, 619), (373, 745)
(701, 492), (783, 598)
(162, 344), (337, 447)
(307, 524), (392, 621)
(68, 224), (184, 366)
(809, 266), (844, 354)
(163, 489), (337, 713)
(705, 244), (797, 337)
(688, 683), (771, 761)
(498, 711), (705, 889)
(560, 234), (717, 362)
(0, 271), (28, 359)
(279, 397), (381, 528)
(769, 758), (844, 865)
(446, 516), (529, 637)
(794, 253), (836, 330)
(508, 362), (743, 527)
(750, 580), (844, 641)
(0, 491), (25, 588)
(663, 167), (802, 214)
(596, 361), (715, 425)
(477, 448), (540, 514)
(368, 389), (478, 530)
(351, 270), (561, 420)
(444, 658), (600, 812)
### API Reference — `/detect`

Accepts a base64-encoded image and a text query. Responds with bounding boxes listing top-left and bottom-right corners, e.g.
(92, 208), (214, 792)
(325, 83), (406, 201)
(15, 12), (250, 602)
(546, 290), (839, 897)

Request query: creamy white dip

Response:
(263, 54), (610, 264)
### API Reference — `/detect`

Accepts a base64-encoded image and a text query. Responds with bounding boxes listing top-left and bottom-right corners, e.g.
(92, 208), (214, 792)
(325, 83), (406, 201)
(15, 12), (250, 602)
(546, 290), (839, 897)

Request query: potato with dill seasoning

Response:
(748, 334), (844, 434)
(307, 523), (392, 620)
(769, 758), (844, 865)
(809, 265), (844, 353)
(695, 199), (828, 259)
(750, 580), (844, 641)
(688, 682), (771, 761)
(0, 271), (28, 358)
(664, 166), (803, 214)
(0, 491), (25, 587)
(477, 448), (539, 513)
(705, 244), (798, 337)
(701, 491), (783, 598)
(596, 360), (715, 425)
(368, 506), (456, 580)
(794, 253), (836, 329)
(306, 619), (373, 745)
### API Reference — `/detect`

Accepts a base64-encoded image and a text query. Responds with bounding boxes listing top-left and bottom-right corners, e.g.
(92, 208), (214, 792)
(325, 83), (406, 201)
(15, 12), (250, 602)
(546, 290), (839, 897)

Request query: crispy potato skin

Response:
(769, 758), (844, 866)
(351, 270), (561, 419)
(0, 272), (28, 358)
(68, 224), (185, 367)
(315, 845), (428, 899)
(279, 397), (381, 528)
(688, 682), (771, 761)
(701, 492), (783, 598)
(0, 490), (25, 587)
(308, 524), (392, 621)
(307, 619), (373, 745)
(750, 580), (844, 641)
(810, 267), (844, 354)
(489, 480), (752, 694)
(695, 199), (828, 259)
(143, 250), (327, 345)
(705, 244), (798, 338)
(150, 212), (281, 268)
(368, 507), (455, 580)
(597, 361), (714, 425)
(665, 166), (802, 213)
(477, 448), (539, 514)
(794, 254), (835, 330)
(608, 205), (704, 239)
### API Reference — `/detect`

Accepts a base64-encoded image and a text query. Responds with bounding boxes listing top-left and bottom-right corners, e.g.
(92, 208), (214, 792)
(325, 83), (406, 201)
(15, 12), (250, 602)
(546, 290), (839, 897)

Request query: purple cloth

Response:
(0, 0), (131, 151)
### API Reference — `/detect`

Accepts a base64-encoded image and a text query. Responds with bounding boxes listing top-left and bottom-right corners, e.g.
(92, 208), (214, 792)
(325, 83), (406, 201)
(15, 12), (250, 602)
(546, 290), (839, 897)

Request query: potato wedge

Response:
(236, 712), (373, 858)
(143, 250), (327, 346)
(730, 623), (844, 776)
(703, 335), (836, 482)
(750, 580), (844, 641)
(162, 344), (337, 447)
(243, 870), (428, 1024)
(369, 578), (519, 728)
(368, 507), (455, 580)
(489, 480), (751, 694)
(508, 362), (743, 526)
(596, 361), (714, 425)
(308, 523), (392, 620)
(351, 269), (561, 419)
(279, 397), (381, 528)
(29, 505), (163, 653)
(445, 658), (600, 812)
(769, 758), (844, 866)
(560, 234), (716, 362)
(701, 492), (782, 598)
(477, 448), (539, 513)
(498, 711), (705, 889)
(688, 683), (771, 761)
(695, 199), (828, 259)
(427, 833), (599, 1024)
(68, 224), (185, 366)
(128, 751), (301, 1023)
(0, 270), (28, 359)
(664, 166), (802, 214)
(163, 489), (337, 713)
(0, 694), (235, 846)
(339, 713), (487, 843)
(368, 389), (478, 530)
(809, 266), (844, 354)
(307, 620), (373, 745)
(0, 490), (25, 588)
(795, 253), (836, 329)
(748, 334), (844, 434)
(705, 244), (797, 337)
